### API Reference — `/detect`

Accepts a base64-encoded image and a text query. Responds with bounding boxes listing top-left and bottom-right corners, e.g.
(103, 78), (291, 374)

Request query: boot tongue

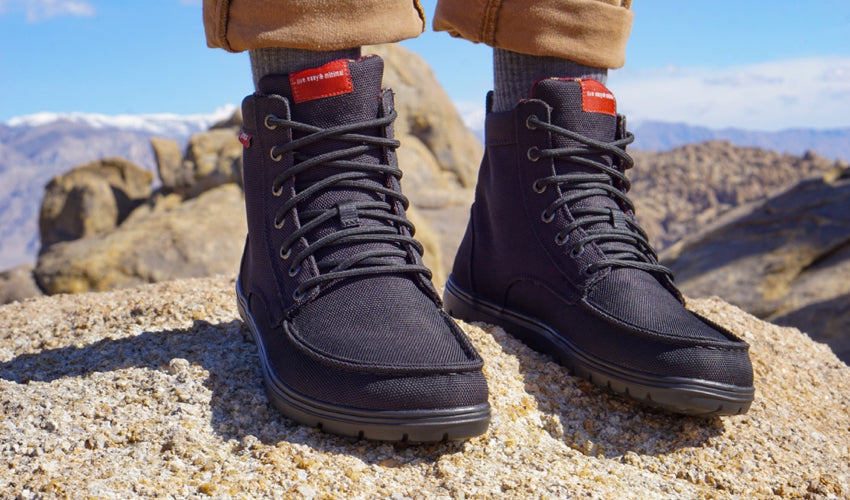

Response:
(532, 78), (636, 258)
(258, 56), (409, 270)
(257, 56), (384, 130)
(531, 77), (618, 146)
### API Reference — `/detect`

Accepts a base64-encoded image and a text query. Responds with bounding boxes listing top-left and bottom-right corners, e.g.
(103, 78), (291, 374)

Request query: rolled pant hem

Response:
(204, 0), (427, 53)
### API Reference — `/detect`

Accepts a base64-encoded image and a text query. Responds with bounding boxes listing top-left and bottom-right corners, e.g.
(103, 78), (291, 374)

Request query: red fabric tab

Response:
(580, 79), (617, 116)
(288, 60), (354, 104)
(238, 130), (252, 148)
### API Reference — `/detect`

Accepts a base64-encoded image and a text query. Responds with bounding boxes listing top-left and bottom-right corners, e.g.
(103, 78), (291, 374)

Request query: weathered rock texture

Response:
(35, 185), (246, 295)
(38, 158), (153, 249)
(1, 277), (848, 499)
(663, 168), (850, 362)
(629, 143), (840, 251)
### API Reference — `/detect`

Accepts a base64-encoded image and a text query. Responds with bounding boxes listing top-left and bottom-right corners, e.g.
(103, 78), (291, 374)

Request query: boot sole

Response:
(444, 276), (753, 417)
(236, 280), (491, 442)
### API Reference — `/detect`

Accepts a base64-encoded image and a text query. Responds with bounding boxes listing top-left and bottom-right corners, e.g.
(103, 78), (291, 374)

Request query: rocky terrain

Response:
(663, 166), (850, 362)
(0, 111), (228, 270)
(1, 276), (848, 499)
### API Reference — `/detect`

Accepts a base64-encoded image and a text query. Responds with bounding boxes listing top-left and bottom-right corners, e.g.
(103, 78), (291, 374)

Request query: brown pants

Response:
(203, 0), (633, 69)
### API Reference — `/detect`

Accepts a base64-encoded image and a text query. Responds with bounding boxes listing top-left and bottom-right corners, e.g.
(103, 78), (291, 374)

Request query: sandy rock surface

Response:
(1, 276), (848, 499)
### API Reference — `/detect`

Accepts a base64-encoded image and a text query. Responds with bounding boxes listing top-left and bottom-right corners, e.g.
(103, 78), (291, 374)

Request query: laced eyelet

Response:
(292, 289), (305, 301)
(570, 245), (585, 258)
(532, 180), (546, 194)
(264, 114), (278, 130)
(527, 147), (541, 162)
(525, 114), (539, 130)
(274, 217), (284, 229)
(541, 210), (555, 223)
(270, 147), (283, 162)
(280, 247), (291, 259)
(288, 265), (301, 277)
(272, 184), (283, 197)
(555, 233), (569, 246)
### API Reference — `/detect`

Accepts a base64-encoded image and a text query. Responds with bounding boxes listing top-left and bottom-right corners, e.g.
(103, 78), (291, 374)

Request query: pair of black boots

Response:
(235, 56), (754, 442)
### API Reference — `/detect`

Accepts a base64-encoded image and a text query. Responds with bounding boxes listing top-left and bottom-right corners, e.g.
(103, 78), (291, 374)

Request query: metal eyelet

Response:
(274, 217), (284, 230)
(264, 114), (278, 130)
(292, 289), (305, 301)
(270, 147), (283, 162)
(280, 247), (291, 259)
(555, 233), (569, 246)
(288, 265), (301, 277)
(583, 266), (599, 278)
(527, 147), (541, 162)
(541, 210), (555, 223)
(570, 245), (585, 258)
(532, 180), (546, 194)
(272, 184), (283, 197)
(525, 114), (539, 130)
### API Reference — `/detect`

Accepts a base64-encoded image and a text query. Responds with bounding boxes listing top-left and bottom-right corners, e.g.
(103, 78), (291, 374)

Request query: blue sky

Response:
(1, 0), (849, 130)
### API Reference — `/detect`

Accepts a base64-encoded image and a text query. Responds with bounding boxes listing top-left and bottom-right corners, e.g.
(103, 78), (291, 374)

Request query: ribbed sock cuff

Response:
(249, 47), (362, 90)
(492, 48), (608, 113)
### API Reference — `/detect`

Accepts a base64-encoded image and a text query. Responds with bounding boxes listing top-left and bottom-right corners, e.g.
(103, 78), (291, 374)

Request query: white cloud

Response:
(0, 0), (95, 22)
(608, 56), (850, 131)
(454, 57), (850, 133)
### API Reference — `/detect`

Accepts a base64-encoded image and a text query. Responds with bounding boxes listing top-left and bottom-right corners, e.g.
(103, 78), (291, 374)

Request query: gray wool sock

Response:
(249, 47), (362, 90)
(492, 48), (608, 113)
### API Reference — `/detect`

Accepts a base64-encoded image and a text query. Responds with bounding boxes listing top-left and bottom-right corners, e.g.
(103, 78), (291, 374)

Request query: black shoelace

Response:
(526, 115), (673, 280)
(265, 109), (431, 300)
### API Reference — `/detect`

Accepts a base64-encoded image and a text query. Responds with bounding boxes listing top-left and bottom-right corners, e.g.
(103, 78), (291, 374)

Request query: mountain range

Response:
(1, 109), (848, 270)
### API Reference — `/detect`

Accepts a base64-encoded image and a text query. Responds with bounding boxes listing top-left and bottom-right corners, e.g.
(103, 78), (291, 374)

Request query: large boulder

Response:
(151, 125), (243, 199)
(663, 168), (850, 362)
(1, 277), (848, 498)
(38, 158), (153, 249)
(366, 43), (483, 191)
(34, 185), (246, 295)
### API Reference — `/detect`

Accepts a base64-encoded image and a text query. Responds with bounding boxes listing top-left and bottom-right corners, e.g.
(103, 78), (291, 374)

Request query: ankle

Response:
(249, 47), (362, 90)
(492, 48), (608, 113)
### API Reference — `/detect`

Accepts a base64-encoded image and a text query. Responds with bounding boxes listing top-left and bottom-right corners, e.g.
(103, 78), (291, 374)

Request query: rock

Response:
(629, 142), (838, 251)
(149, 137), (186, 192)
(34, 185), (245, 294)
(210, 108), (243, 130)
(1, 277), (848, 498)
(38, 158), (153, 249)
(0, 265), (42, 304)
(663, 175), (850, 362)
(179, 127), (243, 198)
(366, 43), (483, 190)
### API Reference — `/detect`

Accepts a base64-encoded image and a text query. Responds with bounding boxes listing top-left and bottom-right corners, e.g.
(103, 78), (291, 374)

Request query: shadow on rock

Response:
(0, 318), (462, 463)
(484, 325), (724, 458)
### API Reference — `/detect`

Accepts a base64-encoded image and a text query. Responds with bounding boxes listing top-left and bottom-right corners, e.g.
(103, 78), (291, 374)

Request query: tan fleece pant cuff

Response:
(203, 0), (426, 52)
(434, 0), (633, 69)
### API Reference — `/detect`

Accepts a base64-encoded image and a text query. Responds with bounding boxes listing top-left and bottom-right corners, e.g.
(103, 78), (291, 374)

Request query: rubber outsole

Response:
(236, 280), (491, 442)
(443, 277), (754, 417)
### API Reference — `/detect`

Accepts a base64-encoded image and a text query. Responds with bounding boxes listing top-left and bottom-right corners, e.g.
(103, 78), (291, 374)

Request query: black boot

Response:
(445, 78), (753, 416)
(237, 56), (490, 441)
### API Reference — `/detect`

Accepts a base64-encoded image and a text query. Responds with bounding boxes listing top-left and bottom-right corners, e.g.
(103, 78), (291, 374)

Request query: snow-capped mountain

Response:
(0, 106), (237, 270)
(5, 106), (237, 140)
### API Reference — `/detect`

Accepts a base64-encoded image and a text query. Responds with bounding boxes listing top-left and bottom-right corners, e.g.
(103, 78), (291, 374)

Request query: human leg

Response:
(436, 0), (755, 415)
(203, 0), (490, 441)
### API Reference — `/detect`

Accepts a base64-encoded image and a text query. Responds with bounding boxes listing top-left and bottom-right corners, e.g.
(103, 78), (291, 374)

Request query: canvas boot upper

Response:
(446, 78), (753, 415)
(237, 56), (489, 440)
